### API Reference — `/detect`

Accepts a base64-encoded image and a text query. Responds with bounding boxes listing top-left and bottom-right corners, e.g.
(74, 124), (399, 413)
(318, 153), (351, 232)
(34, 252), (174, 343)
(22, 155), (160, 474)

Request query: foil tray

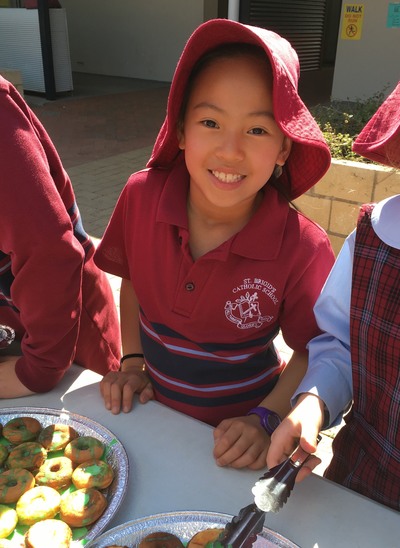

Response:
(0, 406), (129, 546)
(85, 511), (299, 548)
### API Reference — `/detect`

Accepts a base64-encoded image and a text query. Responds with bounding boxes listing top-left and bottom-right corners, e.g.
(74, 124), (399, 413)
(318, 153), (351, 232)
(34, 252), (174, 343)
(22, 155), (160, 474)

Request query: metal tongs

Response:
(212, 444), (313, 548)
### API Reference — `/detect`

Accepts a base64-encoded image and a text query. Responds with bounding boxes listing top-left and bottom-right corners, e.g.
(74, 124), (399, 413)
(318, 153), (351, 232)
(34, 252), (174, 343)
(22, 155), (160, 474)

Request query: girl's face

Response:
(178, 52), (291, 216)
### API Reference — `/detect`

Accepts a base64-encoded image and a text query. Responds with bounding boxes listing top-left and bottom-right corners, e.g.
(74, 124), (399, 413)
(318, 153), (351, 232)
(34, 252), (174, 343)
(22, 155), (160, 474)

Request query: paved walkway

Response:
(27, 75), (337, 477)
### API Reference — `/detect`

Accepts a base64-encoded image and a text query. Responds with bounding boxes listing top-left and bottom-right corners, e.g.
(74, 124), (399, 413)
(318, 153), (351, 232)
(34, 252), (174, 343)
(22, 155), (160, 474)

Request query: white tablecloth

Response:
(1, 365), (398, 547)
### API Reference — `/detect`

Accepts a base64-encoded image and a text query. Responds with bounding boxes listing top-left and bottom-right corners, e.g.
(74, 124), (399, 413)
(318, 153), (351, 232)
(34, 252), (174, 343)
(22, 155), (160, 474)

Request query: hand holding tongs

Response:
(212, 444), (314, 548)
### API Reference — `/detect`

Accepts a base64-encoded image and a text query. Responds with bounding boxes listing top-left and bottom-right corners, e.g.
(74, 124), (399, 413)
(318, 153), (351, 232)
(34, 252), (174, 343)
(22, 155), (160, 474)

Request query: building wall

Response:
(332, 1), (400, 101)
(60, 0), (206, 81)
(294, 161), (400, 255)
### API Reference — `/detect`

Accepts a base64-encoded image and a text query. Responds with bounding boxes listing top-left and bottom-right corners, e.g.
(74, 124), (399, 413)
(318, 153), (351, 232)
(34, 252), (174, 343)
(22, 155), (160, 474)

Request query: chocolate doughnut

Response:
(0, 468), (35, 503)
(139, 532), (185, 548)
(38, 423), (79, 452)
(64, 436), (104, 464)
(35, 456), (74, 491)
(6, 442), (47, 471)
(25, 518), (72, 548)
(16, 486), (61, 526)
(0, 447), (8, 468)
(2, 417), (41, 445)
(187, 528), (224, 548)
(72, 458), (114, 490)
(60, 487), (107, 527)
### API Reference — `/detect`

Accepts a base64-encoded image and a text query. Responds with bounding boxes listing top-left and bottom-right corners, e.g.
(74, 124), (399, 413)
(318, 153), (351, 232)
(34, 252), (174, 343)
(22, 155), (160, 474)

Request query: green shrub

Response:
(310, 91), (386, 163)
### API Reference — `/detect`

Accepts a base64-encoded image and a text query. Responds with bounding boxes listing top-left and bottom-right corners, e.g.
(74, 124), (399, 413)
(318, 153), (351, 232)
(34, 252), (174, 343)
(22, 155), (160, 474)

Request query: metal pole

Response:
(37, 0), (56, 100)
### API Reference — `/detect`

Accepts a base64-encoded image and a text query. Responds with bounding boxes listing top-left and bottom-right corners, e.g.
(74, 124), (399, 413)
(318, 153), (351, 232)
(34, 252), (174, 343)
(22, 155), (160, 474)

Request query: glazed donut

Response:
(0, 540), (13, 547)
(0, 504), (17, 539)
(72, 458), (114, 490)
(25, 518), (72, 548)
(38, 423), (79, 452)
(35, 456), (74, 491)
(60, 487), (107, 527)
(0, 447), (8, 468)
(0, 468), (35, 503)
(64, 436), (104, 464)
(16, 486), (61, 526)
(6, 442), (47, 471)
(2, 417), (41, 444)
(187, 528), (224, 548)
(139, 532), (185, 548)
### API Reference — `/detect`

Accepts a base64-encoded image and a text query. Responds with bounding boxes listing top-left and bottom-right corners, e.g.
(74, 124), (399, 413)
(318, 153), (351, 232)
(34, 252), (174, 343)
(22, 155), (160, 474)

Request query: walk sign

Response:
(341, 4), (365, 40)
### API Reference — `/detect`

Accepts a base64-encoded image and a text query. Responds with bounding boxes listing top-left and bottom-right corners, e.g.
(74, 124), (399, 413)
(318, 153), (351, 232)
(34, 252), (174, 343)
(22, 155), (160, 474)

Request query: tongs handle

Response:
(214, 503), (265, 548)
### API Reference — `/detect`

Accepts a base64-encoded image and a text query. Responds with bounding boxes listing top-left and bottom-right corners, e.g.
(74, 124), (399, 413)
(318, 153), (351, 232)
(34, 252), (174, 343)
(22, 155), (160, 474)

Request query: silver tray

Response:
(85, 511), (299, 548)
(0, 406), (129, 546)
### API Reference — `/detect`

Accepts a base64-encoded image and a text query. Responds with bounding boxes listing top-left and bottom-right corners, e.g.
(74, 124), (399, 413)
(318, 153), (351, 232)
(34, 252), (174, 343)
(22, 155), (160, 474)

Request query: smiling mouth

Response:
(211, 170), (244, 183)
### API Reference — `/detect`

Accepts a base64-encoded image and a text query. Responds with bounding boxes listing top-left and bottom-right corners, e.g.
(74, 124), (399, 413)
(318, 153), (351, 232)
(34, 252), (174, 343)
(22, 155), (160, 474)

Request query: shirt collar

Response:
(157, 157), (290, 260)
(371, 194), (400, 249)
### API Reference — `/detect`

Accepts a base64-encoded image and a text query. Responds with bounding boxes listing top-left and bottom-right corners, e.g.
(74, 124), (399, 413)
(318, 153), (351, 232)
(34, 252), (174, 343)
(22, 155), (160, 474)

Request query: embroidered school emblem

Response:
(225, 291), (273, 330)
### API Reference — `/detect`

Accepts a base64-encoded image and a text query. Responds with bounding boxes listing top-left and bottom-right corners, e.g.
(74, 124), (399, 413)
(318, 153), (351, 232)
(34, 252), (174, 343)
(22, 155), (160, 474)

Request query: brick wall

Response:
(294, 160), (400, 255)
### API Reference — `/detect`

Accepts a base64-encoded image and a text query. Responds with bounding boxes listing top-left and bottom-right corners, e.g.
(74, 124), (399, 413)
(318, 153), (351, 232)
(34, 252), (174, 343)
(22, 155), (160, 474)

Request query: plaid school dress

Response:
(324, 203), (400, 511)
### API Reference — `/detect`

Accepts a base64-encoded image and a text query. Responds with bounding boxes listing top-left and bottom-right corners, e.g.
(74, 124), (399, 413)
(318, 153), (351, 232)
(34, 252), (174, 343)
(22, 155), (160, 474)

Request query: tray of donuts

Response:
(0, 407), (129, 548)
(84, 511), (299, 548)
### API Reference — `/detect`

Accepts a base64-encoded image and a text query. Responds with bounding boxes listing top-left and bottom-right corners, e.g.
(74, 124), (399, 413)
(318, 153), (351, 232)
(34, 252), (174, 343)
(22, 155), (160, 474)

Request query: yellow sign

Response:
(341, 4), (364, 40)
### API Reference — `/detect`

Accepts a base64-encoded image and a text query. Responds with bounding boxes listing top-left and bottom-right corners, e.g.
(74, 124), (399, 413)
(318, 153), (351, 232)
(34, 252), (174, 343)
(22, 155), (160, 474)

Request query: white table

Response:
(1, 365), (398, 547)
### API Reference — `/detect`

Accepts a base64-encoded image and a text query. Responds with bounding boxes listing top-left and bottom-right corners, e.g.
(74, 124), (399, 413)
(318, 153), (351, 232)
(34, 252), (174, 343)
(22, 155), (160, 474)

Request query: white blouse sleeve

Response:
(292, 231), (355, 427)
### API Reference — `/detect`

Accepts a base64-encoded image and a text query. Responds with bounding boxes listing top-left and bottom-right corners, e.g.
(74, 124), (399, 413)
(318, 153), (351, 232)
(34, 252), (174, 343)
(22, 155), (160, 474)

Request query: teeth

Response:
(212, 170), (243, 183)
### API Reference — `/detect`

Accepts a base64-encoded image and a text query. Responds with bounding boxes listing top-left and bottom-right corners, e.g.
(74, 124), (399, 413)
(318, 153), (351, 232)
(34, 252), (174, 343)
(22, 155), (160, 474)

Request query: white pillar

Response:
(228, 0), (240, 21)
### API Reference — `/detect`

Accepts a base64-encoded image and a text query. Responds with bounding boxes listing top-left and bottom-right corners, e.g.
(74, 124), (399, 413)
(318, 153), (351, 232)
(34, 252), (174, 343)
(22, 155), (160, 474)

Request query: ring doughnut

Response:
(6, 442), (47, 471)
(0, 504), (17, 539)
(38, 423), (79, 452)
(139, 532), (185, 548)
(64, 436), (104, 464)
(0, 540), (13, 547)
(60, 487), (107, 527)
(35, 456), (74, 491)
(2, 417), (42, 444)
(0, 468), (35, 503)
(72, 458), (114, 490)
(25, 518), (73, 548)
(187, 528), (225, 548)
(16, 486), (61, 526)
(0, 447), (8, 468)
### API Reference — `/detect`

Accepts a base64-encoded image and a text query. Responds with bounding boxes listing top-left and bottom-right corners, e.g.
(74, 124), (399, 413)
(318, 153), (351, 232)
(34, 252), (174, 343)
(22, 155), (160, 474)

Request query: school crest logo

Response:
(225, 278), (277, 330)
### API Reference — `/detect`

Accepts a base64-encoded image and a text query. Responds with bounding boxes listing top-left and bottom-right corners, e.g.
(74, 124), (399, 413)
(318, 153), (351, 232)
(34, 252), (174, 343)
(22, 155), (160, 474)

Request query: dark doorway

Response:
(239, 0), (342, 105)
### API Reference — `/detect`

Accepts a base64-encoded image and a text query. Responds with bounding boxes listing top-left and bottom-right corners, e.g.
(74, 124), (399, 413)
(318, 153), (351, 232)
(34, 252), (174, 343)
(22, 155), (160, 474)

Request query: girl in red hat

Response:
(95, 19), (335, 469)
(268, 81), (400, 509)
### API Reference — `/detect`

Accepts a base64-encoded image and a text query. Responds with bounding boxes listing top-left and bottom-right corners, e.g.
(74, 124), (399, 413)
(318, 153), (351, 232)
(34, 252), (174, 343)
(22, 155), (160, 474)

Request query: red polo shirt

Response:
(95, 157), (335, 425)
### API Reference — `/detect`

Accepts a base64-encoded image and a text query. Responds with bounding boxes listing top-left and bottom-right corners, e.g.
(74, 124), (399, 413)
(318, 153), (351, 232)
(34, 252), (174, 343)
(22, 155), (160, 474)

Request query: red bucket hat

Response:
(147, 18), (331, 200)
(352, 81), (400, 168)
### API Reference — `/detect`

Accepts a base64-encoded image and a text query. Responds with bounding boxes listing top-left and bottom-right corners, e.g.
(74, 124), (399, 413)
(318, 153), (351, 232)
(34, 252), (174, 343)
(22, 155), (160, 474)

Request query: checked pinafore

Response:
(324, 203), (400, 511)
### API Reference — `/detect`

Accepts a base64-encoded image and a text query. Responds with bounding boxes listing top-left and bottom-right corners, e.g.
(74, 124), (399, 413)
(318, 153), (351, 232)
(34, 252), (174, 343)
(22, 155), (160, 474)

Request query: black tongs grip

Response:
(214, 503), (266, 548)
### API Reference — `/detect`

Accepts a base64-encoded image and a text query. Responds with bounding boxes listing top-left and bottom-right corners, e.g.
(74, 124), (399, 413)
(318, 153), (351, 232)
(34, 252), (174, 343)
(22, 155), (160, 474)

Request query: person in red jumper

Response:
(0, 76), (121, 398)
(95, 19), (335, 470)
(267, 81), (400, 510)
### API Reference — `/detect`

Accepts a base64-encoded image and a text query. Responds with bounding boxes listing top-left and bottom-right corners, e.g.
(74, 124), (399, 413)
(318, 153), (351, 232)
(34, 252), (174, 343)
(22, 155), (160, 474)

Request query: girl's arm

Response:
(100, 279), (153, 414)
(213, 351), (308, 470)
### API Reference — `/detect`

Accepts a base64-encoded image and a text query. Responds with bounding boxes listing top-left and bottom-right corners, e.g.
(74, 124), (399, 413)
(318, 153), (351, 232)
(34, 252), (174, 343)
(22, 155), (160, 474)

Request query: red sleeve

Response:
(94, 173), (143, 280)
(0, 80), (85, 392)
(279, 212), (336, 352)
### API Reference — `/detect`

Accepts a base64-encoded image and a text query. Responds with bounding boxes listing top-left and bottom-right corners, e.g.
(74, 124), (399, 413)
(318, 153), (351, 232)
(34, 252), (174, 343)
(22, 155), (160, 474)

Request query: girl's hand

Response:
(213, 415), (270, 470)
(266, 394), (324, 482)
(100, 368), (154, 415)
